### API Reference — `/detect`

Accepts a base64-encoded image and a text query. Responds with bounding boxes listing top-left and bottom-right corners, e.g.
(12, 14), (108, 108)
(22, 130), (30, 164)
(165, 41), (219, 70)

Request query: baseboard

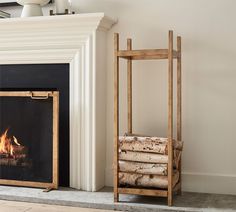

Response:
(182, 172), (236, 195)
(105, 167), (113, 187)
(105, 167), (236, 195)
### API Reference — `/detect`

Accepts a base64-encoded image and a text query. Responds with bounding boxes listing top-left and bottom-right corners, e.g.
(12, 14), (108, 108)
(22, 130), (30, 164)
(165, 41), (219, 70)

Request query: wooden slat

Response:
(118, 188), (168, 197)
(118, 49), (168, 56)
(127, 38), (132, 133)
(113, 33), (119, 202)
(131, 55), (168, 60)
(177, 36), (182, 143)
(177, 36), (182, 195)
(168, 30), (174, 206)
(117, 49), (178, 60)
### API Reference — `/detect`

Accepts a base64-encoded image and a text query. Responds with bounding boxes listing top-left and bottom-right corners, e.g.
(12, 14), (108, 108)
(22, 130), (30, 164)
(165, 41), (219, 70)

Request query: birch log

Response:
(119, 160), (167, 175)
(120, 135), (183, 154)
(119, 150), (168, 164)
(119, 136), (167, 154)
(119, 171), (179, 189)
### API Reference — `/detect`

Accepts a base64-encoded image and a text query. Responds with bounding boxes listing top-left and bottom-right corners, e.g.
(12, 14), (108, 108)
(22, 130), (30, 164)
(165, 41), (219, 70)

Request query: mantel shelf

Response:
(117, 49), (179, 60)
(0, 13), (116, 31)
(0, 12), (116, 52)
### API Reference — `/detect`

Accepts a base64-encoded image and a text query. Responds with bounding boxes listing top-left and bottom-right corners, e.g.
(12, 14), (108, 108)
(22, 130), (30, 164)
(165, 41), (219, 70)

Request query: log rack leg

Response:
(114, 192), (119, 202)
(168, 30), (174, 206)
(177, 35), (182, 195)
(114, 33), (120, 202)
(127, 38), (132, 134)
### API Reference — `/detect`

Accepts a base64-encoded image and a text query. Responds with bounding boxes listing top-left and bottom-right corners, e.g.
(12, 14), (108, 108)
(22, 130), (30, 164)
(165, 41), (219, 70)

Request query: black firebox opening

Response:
(0, 64), (69, 187)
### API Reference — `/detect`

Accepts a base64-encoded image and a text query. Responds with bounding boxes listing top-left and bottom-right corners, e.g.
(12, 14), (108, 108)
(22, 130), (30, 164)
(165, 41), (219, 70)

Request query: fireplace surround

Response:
(0, 13), (115, 191)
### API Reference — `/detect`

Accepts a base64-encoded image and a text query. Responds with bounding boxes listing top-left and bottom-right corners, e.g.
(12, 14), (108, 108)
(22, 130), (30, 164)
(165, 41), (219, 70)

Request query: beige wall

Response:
(3, 0), (236, 194)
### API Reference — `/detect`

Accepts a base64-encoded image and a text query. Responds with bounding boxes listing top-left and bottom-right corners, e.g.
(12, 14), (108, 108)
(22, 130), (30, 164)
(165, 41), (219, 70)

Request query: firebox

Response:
(0, 91), (59, 189)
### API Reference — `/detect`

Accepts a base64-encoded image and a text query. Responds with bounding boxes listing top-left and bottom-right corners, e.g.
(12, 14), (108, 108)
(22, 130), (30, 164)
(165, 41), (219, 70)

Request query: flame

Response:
(0, 129), (21, 156)
(13, 136), (20, 146)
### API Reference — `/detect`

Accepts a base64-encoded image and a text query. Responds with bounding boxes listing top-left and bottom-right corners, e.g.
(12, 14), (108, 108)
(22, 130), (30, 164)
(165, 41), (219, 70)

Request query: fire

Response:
(0, 129), (21, 157)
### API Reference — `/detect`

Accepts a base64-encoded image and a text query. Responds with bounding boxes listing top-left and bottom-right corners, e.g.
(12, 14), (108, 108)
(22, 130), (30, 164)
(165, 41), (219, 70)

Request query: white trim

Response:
(0, 13), (116, 31)
(182, 172), (236, 195)
(69, 51), (81, 189)
(0, 13), (115, 191)
(183, 171), (236, 178)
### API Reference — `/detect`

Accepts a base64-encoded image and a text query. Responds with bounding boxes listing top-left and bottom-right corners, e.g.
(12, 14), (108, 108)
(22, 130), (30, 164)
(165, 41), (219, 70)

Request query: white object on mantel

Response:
(55, 0), (70, 14)
(0, 13), (116, 192)
(17, 0), (50, 17)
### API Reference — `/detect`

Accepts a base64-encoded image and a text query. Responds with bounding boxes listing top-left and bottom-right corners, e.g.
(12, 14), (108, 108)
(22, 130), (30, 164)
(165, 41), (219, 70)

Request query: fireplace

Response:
(0, 91), (59, 189)
(0, 64), (69, 187)
(0, 13), (115, 191)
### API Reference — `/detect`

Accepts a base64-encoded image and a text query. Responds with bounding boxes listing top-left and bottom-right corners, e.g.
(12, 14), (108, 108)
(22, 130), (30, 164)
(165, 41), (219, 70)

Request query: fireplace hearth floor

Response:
(0, 186), (234, 212)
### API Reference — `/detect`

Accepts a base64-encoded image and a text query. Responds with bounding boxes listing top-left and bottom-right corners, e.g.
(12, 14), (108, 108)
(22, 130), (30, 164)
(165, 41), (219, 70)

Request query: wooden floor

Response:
(0, 200), (117, 212)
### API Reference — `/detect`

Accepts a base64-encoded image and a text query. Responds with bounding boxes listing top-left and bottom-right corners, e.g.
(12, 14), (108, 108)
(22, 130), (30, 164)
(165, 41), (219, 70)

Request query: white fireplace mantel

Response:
(0, 13), (116, 191)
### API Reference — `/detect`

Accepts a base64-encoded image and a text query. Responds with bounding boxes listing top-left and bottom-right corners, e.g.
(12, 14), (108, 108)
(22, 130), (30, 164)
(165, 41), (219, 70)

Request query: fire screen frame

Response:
(0, 91), (59, 189)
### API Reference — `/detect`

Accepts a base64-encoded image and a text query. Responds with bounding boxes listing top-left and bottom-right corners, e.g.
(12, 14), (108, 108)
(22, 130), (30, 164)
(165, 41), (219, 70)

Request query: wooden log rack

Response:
(113, 30), (182, 206)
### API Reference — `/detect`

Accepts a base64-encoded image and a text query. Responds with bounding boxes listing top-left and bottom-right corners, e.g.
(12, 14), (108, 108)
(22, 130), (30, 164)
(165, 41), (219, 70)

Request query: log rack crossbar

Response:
(113, 30), (182, 206)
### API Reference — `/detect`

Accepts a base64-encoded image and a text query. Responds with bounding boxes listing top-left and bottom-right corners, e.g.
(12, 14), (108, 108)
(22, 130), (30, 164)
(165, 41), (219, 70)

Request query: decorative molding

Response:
(0, 13), (116, 192)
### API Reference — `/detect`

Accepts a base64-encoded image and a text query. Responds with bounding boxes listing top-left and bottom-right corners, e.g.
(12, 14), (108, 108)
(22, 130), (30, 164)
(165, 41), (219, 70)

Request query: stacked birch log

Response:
(118, 134), (183, 189)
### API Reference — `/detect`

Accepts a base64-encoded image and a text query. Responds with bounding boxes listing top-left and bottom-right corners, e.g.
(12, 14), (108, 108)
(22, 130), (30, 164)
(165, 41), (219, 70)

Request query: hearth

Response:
(0, 91), (59, 189)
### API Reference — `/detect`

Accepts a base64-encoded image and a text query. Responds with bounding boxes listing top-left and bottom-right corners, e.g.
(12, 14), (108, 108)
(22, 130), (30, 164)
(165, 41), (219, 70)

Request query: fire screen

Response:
(0, 91), (59, 189)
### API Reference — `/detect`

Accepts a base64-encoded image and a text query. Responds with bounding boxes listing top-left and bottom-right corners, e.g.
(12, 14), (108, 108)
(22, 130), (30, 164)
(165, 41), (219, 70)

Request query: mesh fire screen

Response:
(0, 91), (59, 189)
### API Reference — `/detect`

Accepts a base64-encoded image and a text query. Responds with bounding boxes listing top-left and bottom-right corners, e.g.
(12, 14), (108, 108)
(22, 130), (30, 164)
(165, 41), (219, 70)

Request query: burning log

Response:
(0, 158), (18, 166)
(0, 158), (29, 167)
(0, 128), (29, 167)
(0, 153), (10, 159)
(13, 154), (27, 159)
(119, 160), (167, 175)
(12, 145), (27, 155)
(119, 171), (179, 189)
